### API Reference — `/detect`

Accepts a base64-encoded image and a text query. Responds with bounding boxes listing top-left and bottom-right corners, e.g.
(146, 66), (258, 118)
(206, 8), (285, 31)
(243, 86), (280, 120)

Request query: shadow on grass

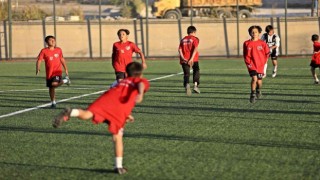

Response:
(0, 161), (115, 174)
(0, 126), (319, 151)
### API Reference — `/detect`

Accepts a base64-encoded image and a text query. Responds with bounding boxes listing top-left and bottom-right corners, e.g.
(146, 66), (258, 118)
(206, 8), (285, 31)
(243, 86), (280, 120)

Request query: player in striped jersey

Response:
(261, 25), (280, 78)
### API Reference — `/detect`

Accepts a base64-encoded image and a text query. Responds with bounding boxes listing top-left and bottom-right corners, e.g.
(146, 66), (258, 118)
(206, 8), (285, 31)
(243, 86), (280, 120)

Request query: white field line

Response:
(0, 87), (97, 93)
(0, 72), (184, 119)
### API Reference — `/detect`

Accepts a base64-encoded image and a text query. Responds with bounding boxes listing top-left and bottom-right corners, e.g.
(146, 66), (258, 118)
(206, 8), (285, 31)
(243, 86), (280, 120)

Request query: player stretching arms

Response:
(178, 25), (200, 96)
(243, 26), (270, 103)
(112, 29), (146, 83)
(310, 34), (320, 84)
(53, 62), (149, 175)
(36, 35), (70, 108)
(261, 25), (280, 78)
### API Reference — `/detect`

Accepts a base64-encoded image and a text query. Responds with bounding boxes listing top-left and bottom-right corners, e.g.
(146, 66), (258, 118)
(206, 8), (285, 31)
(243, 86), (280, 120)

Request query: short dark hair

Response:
(187, 26), (197, 34)
(117, 29), (130, 36)
(265, 25), (274, 33)
(45, 35), (55, 43)
(126, 62), (143, 77)
(248, 25), (262, 35)
(312, 34), (319, 41)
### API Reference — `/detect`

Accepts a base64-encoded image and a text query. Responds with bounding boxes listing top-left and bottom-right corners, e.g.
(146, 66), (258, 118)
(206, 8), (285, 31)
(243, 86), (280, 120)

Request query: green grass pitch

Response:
(0, 58), (319, 179)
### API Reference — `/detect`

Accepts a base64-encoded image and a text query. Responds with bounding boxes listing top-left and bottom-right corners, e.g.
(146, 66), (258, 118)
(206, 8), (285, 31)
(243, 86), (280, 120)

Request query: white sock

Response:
(115, 157), (123, 168)
(52, 101), (56, 105)
(274, 65), (278, 72)
(194, 82), (198, 87)
(63, 79), (68, 83)
(70, 109), (80, 117)
(264, 63), (268, 75)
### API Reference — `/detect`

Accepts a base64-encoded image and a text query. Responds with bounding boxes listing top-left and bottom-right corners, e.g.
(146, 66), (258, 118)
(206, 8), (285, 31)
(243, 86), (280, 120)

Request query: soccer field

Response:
(0, 58), (319, 179)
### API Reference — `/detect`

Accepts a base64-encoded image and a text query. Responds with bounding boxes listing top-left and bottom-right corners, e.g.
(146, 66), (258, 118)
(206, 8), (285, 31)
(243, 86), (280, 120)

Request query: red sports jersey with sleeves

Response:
(243, 39), (269, 74)
(87, 77), (150, 134)
(179, 35), (199, 64)
(37, 47), (63, 80)
(112, 41), (140, 72)
(311, 42), (320, 65)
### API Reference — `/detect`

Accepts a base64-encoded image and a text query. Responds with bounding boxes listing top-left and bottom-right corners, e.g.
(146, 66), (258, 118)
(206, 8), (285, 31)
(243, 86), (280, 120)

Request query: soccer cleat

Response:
(64, 76), (71, 86)
(250, 93), (256, 103)
(272, 71), (277, 78)
(193, 86), (200, 94)
(53, 108), (71, 128)
(114, 167), (128, 175)
(256, 91), (262, 99)
(315, 80), (319, 84)
(51, 103), (57, 108)
(185, 84), (191, 96)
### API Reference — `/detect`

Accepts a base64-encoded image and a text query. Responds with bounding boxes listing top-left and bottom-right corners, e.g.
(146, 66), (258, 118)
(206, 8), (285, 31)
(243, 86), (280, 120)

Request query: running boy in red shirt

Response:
(112, 29), (146, 83)
(178, 26), (200, 96)
(36, 35), (70, 108)
(310, 34), (320, 84)
(52, 62), (150, 175)
(243, 26), (270, 103)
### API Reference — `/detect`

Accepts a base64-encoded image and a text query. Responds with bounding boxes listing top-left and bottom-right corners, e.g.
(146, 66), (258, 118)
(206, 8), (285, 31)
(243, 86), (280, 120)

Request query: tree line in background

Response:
(0, 0), (144, 21)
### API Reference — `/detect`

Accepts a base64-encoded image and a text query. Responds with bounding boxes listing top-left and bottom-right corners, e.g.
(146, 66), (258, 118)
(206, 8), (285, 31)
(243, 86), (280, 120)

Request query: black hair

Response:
(187, 26), (197, 34)
(117, 29), (130, 36)
(312, 34), (319, 41)
(45, 35), (55, 43)
(248, 25), (262, 35)
(126, 62), (143, 77)
(265, 25), (274, 33)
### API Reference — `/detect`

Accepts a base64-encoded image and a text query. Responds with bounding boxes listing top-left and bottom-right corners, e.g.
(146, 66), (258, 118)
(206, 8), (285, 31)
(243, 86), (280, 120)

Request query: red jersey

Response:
(243, 39), (269, 74)
(87, 77), (150, 134)
(179, 35), (199, 64)
(311, 41), (320, 64)
(37, 47), (63, 80)
(112, 41), (140, 72)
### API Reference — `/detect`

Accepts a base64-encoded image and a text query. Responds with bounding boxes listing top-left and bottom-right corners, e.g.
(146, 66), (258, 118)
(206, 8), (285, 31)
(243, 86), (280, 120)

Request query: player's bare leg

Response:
(49, 87), (57, 108)
(272, 60), (278, 78)
(113, 132), (127, 175)
(53, 109), (93, 128)
(311, 67), (319, 84)
(250, 76), (258, 103)
(256, 79), (263, 99)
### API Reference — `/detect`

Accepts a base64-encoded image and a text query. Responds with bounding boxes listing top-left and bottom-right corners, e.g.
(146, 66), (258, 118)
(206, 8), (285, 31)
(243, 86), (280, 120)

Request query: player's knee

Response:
(51, 82), (59, 87)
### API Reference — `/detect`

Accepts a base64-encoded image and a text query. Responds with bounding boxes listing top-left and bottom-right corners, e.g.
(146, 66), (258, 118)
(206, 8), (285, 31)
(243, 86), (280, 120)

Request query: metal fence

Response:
(0, 0), (319, 60)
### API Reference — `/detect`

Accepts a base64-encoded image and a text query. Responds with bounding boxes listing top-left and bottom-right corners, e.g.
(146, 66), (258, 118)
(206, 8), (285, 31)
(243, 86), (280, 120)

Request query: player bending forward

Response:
(53, 62), (149, 175)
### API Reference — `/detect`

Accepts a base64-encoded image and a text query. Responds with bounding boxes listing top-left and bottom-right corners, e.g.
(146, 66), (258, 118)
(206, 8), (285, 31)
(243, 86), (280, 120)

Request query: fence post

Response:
(223, 17), (230, 58)
(87, 19), (93, 59)
(270, 17), (274, 27)
(276, 17), (282, 56)
(139, 18), (145, 56)
(3, 21), (8, 60)
(42, 18), (46, 48)
(178, 18), (182, 41)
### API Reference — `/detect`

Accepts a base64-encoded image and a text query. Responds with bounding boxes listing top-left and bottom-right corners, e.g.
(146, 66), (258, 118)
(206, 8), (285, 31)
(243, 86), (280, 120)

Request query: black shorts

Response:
(249, 70), (263, 80)
(270, 49), (278, 60)
(115, 72), (126, 80)
(310, 62), (320, 68)
(46, 75), (62, 87)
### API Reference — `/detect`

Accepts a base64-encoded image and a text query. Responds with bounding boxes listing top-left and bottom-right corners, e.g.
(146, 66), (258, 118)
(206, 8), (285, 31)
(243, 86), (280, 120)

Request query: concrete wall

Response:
(0, 17), (318, 59)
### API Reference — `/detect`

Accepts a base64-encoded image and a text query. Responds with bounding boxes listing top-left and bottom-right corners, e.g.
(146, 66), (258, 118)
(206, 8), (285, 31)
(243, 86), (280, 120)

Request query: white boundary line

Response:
(0, 87), (97, 93)
(0, 72), (183, 119)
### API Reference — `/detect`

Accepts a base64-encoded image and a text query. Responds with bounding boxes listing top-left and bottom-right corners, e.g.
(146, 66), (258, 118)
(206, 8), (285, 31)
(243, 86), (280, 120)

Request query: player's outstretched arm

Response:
(36, 60), (41, 75)
(60, 57), (69, 76)
(137, 50), (147, 69)
(135, 82), (145, 103)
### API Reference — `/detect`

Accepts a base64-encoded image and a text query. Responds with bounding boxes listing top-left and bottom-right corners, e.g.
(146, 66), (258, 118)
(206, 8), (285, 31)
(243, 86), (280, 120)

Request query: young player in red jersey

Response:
(310, 34), (320, 84)
(178, 26), (200, 96)
(36, 36), (70, 108)
(52, 62), (150, 175)
(112, 29), (146, 83)
(243, 26), (270, 103)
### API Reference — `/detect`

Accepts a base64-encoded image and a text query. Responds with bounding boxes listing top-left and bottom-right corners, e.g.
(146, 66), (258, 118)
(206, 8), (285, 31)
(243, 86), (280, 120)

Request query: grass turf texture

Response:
(0, 58), (319, 179)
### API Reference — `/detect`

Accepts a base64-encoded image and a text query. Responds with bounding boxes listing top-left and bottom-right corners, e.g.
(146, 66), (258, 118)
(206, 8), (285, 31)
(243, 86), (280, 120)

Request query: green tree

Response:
(110, 0), (145, 18)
